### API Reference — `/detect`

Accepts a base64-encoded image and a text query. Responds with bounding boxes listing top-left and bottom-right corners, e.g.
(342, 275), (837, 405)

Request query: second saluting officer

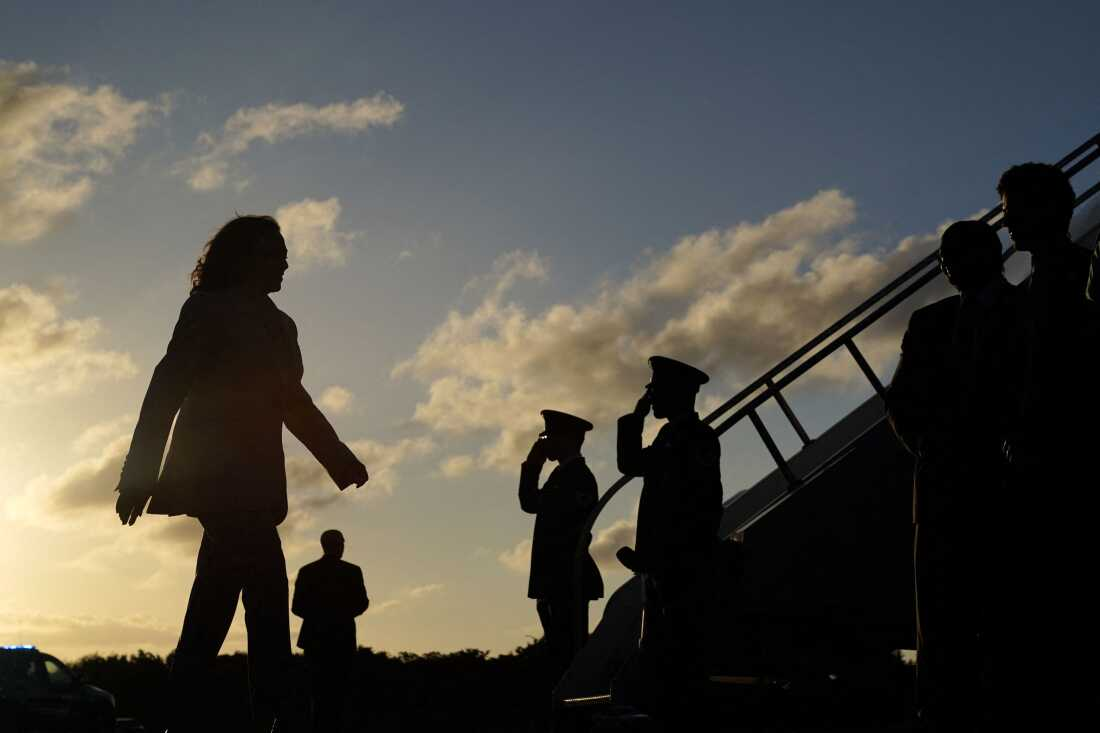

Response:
(616, 356), (723, 723)
(518, 409), (604, 687)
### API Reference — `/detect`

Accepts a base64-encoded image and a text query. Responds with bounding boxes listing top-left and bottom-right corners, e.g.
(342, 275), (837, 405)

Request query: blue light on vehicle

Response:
(1, 645), (37, 650)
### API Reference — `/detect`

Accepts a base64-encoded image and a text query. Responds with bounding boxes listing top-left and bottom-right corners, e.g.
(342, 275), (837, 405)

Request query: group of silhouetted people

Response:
(108, 159), (1097, 732)
(115, 217), (370, 732)
(110, 205), (724, 732)
(886, 161), (1098, 732)
(517, 356), (723, 726)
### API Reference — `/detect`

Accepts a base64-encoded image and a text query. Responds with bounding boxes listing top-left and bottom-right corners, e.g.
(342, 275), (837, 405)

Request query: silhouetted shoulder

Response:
(908, 294), (960, 328)
(337, 559), (363, 574)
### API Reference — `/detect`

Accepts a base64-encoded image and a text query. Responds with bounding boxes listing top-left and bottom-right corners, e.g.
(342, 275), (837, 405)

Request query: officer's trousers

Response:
(638, 568), (713, 723)
(536, 597), (586, 691)
(169, 515), (291, 733)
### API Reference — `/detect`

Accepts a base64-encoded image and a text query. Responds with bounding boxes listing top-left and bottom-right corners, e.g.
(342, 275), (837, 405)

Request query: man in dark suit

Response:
(886, 220), (1020, 731)
(616, 356), (723, 723)
(292, 530), (369, 733)
(114, 216), (368, 732)
(519, 410), (604, 689)
(997, 163), (1097, 726)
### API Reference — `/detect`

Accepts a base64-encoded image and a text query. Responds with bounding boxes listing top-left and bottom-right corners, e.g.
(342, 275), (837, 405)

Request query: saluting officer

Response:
(616, 356), (723, 722)
(519, 409), (604, 686)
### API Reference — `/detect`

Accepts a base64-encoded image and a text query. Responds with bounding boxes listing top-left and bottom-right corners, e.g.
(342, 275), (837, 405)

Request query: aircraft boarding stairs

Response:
(553, 131), (1100, 729)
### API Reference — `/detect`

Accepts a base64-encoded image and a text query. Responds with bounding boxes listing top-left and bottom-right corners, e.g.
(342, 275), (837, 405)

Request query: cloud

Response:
(498, 538), (532, 575)
(282, 436), (435, 533)
(370, 583), (445, 616)
(407, 583), (445, 600)
(498, 518), (635, 580)
(9, 417), (430, 550)
(318, 385), (354, 413)
(275, 197), (358, 269)
(0, 283), (137, 402)
(0, 608), (179, 660)
(589, 518), (636, 573)
(72, 413), (135, 453)
(178, 94), (404, 190)
(396, 190), (940, 470)
(0, 61), (161, 243)
(439, 454), (476, 478)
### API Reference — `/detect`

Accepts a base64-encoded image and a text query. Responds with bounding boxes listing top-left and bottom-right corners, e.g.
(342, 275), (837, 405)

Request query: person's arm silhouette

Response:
(115, 296), (210, 525)
(281, 315), (368, 490)
(616, 388), (653, 476)
(351, 566), (369, 617)
(518, 438), (548, 514)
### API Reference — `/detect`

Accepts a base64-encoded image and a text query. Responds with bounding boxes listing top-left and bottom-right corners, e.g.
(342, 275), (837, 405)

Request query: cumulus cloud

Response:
(72, 413), (135, 453)
(318, 385), (354, 413)
(282, 436), (435, 535)
(498, 518), (635, 580)
(498, 538), (531, 575)
(178, 94), (404, 190)
(276, 197), (358, 269)
(0, 283), (137, 401)
(9, 418), (429, 551)
(396, 190), (940, 471)
(589, 518), (636, 573)
(0, 61), (160, 243)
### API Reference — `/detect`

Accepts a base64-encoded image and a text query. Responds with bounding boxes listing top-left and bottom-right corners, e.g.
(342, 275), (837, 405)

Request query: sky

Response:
(1, 1), (1099, 661)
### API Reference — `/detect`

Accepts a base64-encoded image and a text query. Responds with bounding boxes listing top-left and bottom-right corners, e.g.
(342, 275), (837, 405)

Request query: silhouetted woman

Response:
(115, 215), (368, 732)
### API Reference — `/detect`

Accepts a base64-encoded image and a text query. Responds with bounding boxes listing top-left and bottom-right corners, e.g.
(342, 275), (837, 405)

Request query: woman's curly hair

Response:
(190, 215), (281, 293)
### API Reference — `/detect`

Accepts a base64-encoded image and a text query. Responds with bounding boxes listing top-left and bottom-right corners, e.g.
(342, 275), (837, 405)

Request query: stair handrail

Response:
(567, 131), (1100, 654)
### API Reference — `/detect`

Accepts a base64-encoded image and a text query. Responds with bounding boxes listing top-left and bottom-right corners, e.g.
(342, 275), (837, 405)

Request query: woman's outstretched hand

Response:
(115, 489), (150, 526)
(335, 458), (369, 490)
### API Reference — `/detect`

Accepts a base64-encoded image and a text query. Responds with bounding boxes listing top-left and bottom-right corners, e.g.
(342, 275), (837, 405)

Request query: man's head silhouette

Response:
(997, 163), (1075, 254)
(646, 356), (708, 419)
(537, 410), (592, 462)
(321, 529), (345, 559)
(939, 220), (1003, 295)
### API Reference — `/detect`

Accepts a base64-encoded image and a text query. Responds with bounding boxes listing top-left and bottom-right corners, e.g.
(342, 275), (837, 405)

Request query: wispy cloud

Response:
(370, 582), (445, 616)
(438, 454), (476, 478)
(0, 61), (163, 243)
(0, 608), (179, 660)
(0, 283), (137, 402)
(177, 94), (404, 191)
(396, 191), (939, 471)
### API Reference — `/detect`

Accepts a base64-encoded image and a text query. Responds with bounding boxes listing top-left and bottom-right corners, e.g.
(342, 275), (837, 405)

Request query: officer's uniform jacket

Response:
(518, 456), (604, 600)
(292, 556), (370, 653)
(119, 290), (359, 523)
(617, 412), (723, 579)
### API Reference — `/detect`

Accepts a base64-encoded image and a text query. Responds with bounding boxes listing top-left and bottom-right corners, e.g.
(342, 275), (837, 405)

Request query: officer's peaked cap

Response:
(539, 410), (594, 436)
(647, 355), (710, 389)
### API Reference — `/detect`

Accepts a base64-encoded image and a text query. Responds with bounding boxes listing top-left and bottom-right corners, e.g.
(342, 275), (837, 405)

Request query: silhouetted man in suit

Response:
(519, 410), (604, 690)
(292, 530), (369, 733)
(114, 216), (368, 733)
(886, 220), (1019, 731)
(997, 163), (1097, 725)
(616, 356), (722, 723)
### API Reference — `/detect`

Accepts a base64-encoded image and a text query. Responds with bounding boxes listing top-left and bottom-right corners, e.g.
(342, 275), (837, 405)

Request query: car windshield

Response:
(42, 656), (73, 688)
